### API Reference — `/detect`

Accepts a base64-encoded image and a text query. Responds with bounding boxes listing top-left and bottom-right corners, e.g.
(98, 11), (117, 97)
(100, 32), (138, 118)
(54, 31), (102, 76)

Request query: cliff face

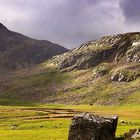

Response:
(0, 23), (68, 72)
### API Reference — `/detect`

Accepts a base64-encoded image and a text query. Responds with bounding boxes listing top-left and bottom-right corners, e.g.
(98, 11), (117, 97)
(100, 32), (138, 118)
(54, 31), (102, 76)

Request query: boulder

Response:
(68, 113), (118, 140)
(124, 128), (140, 140)
(131, 129), (140, 139)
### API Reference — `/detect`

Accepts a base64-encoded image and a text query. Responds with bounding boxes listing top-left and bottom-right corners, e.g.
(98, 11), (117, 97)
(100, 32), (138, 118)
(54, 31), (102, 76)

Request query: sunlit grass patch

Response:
(0, 104), (139, 139)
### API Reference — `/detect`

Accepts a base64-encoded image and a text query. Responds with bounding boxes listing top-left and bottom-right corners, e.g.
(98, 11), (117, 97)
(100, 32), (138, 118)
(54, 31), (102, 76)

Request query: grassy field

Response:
(0, 104), (139, 140)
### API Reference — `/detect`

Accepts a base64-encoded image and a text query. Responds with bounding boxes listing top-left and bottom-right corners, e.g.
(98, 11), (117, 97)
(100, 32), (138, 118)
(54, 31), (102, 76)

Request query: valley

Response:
(0, 29), (139, 139)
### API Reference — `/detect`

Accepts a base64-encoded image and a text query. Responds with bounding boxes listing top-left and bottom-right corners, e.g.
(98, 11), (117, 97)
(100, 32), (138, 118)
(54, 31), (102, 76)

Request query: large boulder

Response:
(68, 113), (118, 140)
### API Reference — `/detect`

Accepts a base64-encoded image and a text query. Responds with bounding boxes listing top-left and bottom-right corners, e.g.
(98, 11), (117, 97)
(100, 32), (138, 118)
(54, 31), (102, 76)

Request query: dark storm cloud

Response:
(0, 0), (140, 48)
(120, 0), (140, 23)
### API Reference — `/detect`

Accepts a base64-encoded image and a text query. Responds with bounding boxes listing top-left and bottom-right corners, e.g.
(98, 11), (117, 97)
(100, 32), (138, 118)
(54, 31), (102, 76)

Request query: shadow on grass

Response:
(0, 98), (37, 106)
(0, 68), (68, 107)
(115, 137), (124, 140)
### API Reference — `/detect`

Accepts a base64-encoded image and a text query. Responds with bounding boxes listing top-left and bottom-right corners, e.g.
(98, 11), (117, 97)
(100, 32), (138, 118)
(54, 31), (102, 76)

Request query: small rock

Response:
(120, 120), (125, 124)
(10, 124), (18, 129)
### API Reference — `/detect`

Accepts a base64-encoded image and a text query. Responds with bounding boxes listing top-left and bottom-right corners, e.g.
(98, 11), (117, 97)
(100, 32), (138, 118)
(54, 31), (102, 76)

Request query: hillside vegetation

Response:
(0, 32), (140, 105)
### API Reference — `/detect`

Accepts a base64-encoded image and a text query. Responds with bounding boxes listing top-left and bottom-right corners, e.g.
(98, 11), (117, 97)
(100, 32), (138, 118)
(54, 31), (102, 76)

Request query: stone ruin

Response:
(68, 113), (118, 140)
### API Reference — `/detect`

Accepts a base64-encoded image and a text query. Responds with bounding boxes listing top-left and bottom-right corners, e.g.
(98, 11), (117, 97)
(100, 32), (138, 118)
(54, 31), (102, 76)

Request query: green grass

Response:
(0, 104), (139, 140)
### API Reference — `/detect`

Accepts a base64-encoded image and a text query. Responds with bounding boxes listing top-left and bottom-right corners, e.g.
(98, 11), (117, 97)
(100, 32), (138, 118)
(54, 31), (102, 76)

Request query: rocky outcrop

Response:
(68, 113), (118, 140)
(126, 41), (140, 63)
(54, 32), (140, 70)
(45, 32), (140, 75)
(111, 70), (139, 82)
(124, 128), (140, 140)
(111, 65), (140, 82)
(93, 63), (109, 77)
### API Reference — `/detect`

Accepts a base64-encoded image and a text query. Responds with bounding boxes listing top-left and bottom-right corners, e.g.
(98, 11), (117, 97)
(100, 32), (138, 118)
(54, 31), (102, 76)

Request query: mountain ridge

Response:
(44, 32), (140, 71)
(0, 23), (68, 73)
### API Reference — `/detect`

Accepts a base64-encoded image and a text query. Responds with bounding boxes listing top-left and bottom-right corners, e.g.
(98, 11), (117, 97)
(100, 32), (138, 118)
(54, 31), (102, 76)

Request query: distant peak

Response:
(0, 23), (8, 30)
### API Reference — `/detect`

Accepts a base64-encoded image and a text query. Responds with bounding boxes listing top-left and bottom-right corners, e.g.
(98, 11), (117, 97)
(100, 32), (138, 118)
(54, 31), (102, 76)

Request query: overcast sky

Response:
(0, 0), (140, 49)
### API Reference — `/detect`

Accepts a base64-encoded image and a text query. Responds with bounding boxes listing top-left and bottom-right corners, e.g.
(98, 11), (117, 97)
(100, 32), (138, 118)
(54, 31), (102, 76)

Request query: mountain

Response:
(0, 23), (68, 73)
(0, 32), (139, 105)
(47, 32), (140, 71)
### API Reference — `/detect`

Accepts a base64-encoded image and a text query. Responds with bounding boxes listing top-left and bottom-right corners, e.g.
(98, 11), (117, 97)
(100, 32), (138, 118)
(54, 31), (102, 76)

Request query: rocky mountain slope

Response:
(0, 23), (68, 72)
(45, 32), (140, 82)
(47, 32), (140, 69)
(0, 32), (139, 105)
